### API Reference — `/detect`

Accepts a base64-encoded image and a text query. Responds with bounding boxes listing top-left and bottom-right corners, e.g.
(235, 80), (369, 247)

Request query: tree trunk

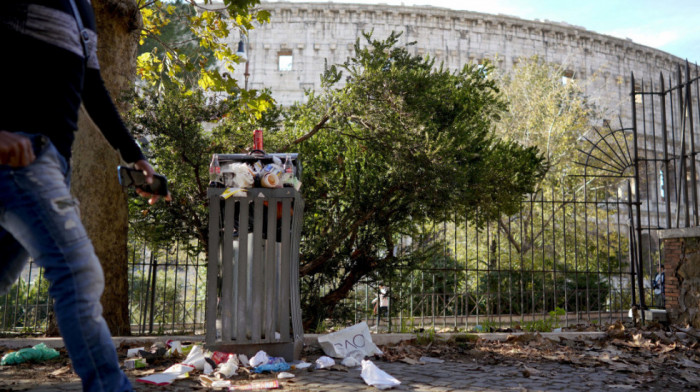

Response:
(70, 0), (141, 336)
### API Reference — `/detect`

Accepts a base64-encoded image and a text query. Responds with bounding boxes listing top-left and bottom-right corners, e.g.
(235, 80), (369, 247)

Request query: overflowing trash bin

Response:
(205, 151), (304, 361)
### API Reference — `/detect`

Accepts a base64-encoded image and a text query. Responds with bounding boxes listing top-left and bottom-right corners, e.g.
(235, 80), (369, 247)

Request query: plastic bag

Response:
(182, 345), (206, 370)
(137, 364), (194, 386)
(291, 360), (312, 369)
(238, 354), (250, 367)
(1, 343), (60, 365)
(315, 356), (335, 369)
(216, 354), (240, 378)
(126, 347), (144, 358)
(253, 361), (291, 373)
(249, 350), (270, 367)
(361, 359), (401, 390)
(341, 356), (361, 367)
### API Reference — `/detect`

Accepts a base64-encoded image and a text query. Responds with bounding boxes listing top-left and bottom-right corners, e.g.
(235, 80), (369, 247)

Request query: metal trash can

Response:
(205, 154), (304, 360)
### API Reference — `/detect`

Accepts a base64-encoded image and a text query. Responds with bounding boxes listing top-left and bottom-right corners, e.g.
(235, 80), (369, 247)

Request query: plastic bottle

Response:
(283, 154), (295, 186)
(253, 129), (264, 151)
(209, 154), (222, 186)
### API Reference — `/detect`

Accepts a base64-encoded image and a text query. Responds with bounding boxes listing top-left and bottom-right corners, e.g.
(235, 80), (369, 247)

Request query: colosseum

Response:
(230, 0), (685, 116)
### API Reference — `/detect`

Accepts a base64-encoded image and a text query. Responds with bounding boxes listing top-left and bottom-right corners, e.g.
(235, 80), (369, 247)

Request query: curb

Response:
(0, 332), (606, 350)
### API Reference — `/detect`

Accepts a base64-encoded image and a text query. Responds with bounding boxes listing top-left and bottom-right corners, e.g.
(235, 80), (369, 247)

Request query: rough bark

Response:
(69, 0), (141, 336)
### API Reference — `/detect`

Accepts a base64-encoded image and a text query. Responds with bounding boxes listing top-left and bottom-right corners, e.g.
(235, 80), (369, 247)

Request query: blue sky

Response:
(280, 0), (700, 64)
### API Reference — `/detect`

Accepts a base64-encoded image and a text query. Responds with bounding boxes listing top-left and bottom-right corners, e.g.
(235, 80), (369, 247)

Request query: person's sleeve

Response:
(82, 68), (146, 164)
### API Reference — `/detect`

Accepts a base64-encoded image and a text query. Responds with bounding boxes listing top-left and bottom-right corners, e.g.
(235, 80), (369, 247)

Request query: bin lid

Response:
(217, 153), (299, 164)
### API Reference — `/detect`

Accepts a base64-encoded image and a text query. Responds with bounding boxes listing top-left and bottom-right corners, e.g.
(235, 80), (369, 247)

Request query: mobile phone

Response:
(117, 166), (169, 196)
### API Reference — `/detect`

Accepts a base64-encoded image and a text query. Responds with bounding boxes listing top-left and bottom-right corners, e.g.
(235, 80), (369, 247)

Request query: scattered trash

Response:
(212, 380), (232, 388)
(200, 375), (232, 389)
(138, 347), (167, 361)
(216, 354), (239, 378)
(249, 350), (270, 368)
(49, 366), (72, 377)
(1, 343), (60, 365)
(291, 360), (312, 369)
(238, 354), (250, 367)
(126, 347), (144, 358)
(230, 379), (280, 390)
(221, 187), (248, 199)
(277, 371), (295, 379)
(165, 340), (189, 357)
(182, 345), (207, 370)
(124, 358), (148, 369)
(315, 356), (336, 369)
(419, 356), (444, 364)
(136, 363), (193, 386)
(210, 351), (231, 365)
(253, 357), (291, 373)
(361, 359), (401, 390)
(553, 328), (563, 333)
(317, 321), (383, 359)
(341, 356), (361, 367)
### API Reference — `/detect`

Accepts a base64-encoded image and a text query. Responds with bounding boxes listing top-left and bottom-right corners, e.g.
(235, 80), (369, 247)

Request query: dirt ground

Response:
(1, 321), (699, 391)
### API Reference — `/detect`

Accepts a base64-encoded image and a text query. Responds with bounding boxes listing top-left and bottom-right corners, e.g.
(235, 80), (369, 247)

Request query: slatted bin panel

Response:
(205, 187), (304, 360)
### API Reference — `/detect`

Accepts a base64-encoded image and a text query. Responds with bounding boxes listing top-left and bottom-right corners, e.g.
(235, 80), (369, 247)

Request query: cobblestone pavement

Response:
(1, 331), (695, 392)
(0, 356), (678, 392)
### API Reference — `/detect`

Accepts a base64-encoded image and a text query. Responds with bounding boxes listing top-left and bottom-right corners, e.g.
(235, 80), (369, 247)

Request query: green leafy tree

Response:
(279, 32), (547, 329)
(137, 0), (272, 115)
(126, 0), (275, 249)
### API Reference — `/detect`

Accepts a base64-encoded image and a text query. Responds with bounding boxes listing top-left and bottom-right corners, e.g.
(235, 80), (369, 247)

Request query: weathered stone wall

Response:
(660, 228), (700, 327)
(232, 0), (684, 118)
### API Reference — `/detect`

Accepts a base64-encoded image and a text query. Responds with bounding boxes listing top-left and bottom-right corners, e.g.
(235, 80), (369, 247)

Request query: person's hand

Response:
(0, 131), (35, 167)
(133, 159), (171, 205)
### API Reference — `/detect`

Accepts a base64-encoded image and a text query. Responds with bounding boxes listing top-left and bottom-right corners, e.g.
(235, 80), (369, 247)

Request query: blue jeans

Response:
(0, 133), (132, 392)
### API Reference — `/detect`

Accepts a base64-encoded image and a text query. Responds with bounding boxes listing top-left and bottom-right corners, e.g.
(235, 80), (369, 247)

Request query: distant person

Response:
(653, 264), (665, 308)
(372, 282), (389, 326)
(0, 1), (167, 391)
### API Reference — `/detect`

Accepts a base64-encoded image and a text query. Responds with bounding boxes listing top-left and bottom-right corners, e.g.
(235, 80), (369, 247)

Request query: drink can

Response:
(253, 129), (264, 151)
(124, 358), (147, 369)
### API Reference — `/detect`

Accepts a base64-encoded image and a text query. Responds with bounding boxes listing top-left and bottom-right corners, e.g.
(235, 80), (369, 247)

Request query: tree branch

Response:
(280, 113), (331, 152)
(498, 218), (522, 254)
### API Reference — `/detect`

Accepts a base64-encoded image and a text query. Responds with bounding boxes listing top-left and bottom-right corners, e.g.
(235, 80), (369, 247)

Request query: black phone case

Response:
(118, 166), (169, 196)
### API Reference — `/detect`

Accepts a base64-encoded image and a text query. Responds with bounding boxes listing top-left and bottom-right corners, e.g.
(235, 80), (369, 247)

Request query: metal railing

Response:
(336, 190), (635, 332)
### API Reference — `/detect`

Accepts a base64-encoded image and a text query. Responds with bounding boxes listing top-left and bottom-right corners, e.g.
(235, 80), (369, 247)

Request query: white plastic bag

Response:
(216, 354), (239, 378)
(136, 364), (194, 386)
(341, 356), (361, 367)
(315, 356), (335, 369)
(277, 372), (295, 379)
(182, 345), (206, 370)
(317, 322), (383, 358)
(249, 350), (270, 367)
(238, 354), (250, 367)
(361, 360), (401, 390)
(126, 347), (144, 358)
(291, 360), (312, 369)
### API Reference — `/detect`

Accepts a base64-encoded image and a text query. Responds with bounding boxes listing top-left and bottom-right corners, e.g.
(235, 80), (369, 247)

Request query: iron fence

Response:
(337, 189), (635, 332)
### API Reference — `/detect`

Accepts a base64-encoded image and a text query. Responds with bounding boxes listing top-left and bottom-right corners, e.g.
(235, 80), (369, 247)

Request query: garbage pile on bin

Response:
(209, 130), (302, 200)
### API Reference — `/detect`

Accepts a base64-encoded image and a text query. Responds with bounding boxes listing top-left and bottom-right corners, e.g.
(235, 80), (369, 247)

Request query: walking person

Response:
(0, 1), (166, 390)
(653, 264), (665, 308)
(372, 282), (389, 328)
